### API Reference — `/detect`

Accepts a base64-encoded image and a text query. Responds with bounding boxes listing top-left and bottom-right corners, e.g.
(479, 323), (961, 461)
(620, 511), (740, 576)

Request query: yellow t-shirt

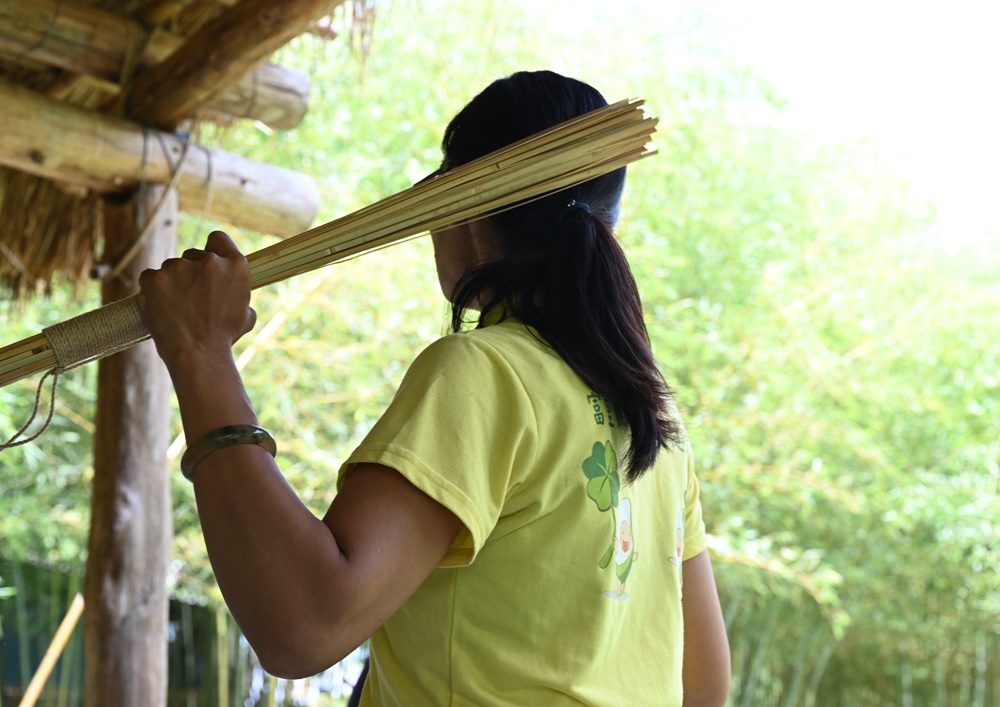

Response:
(338, 317), (706, 706)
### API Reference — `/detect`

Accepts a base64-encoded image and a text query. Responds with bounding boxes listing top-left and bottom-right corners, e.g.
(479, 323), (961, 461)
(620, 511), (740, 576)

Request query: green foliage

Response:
(619, 27), (1000, 702)
(1, 284), (98, 574)
(1, 1), (997, 703)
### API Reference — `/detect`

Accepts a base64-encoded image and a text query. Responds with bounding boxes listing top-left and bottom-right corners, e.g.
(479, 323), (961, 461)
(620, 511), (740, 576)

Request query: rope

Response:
(107, 134), (190, 280)
(0, 368), (60, 450)
(1, 297), (150, 450)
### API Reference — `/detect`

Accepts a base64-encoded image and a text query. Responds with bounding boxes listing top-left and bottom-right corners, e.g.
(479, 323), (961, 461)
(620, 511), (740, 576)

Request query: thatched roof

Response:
(0, 0), (354, 300)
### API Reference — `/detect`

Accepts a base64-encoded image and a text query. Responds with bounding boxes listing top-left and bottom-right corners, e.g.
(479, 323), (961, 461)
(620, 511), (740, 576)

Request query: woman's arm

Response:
(139, 232), (462, 678)
(681, 550), (731, 707)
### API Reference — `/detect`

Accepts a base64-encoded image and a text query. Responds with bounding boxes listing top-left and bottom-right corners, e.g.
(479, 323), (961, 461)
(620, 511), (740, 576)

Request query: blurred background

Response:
(2, 0), (997, 704)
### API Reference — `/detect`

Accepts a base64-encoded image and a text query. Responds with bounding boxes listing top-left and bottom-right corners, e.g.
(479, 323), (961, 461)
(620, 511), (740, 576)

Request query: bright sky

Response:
(515, 0), (1000, 249)
(712, 0), (1000, 249)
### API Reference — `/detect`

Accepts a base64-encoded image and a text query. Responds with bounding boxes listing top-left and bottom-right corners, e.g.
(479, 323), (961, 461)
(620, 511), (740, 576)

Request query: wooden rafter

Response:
(126, 0), (343, 130)
(0, 82), (319, 237)
(0, 0), (130, 81)
(0, 0), (310, 130)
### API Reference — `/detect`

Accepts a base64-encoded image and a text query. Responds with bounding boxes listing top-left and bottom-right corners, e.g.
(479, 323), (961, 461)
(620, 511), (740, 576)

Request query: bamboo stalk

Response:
(244, 99), (650, 280)
(56, 570), (81, 707)
(0, 101), (656, 390)
(17, 594), (85, 707)
(215, 608), (230, 707)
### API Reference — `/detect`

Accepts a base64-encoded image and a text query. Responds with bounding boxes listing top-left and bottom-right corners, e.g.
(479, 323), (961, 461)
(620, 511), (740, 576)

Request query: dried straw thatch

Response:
(0, 51), (106, 298)
(0, 168), (102, 298)
(0, 0), (368, 301)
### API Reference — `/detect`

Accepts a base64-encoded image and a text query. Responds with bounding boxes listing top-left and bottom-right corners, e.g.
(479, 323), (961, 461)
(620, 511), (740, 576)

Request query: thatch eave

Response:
(0, 0), (357, 301)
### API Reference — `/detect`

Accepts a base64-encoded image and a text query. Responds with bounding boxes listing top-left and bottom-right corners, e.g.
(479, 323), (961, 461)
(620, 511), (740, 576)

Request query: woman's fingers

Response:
(149, 232), (243, 269)
(138, 230), (254, 349)
(205, 230), (245, 258)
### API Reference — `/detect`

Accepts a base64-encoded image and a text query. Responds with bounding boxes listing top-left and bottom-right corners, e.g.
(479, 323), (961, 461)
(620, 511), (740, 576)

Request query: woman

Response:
(139, 70), (729, 706)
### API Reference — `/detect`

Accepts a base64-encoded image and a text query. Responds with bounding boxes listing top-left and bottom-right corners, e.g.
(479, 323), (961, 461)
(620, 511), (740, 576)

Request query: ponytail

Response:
(441, 70), (684, 482)
(450, 196), (683, 482)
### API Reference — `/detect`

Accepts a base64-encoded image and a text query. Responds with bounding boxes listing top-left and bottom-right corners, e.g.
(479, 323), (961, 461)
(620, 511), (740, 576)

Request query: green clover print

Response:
(582, 440), (620, 512)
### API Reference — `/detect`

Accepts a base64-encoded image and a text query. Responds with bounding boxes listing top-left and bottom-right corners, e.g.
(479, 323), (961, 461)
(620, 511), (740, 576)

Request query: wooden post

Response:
(84, 186), (176, 707)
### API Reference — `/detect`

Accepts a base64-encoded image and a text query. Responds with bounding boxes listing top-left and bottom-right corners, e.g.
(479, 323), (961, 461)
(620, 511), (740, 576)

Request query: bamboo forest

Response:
(1, 1), (997, 705)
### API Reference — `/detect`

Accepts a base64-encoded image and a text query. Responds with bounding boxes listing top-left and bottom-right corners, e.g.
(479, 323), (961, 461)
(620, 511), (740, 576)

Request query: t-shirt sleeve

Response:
(336, 333), (538, 568)
(681, 444), (708, 561)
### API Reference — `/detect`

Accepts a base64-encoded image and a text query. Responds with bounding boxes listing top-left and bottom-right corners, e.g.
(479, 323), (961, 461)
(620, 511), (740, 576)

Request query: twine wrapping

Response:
(43, 296), (150, 371)
(1, 298), (149, 449)
(0, 97), (658, 444)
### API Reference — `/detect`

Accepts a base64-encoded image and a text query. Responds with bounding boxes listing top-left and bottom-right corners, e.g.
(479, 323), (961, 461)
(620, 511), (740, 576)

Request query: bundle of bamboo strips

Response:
(0, 99), (656, 389)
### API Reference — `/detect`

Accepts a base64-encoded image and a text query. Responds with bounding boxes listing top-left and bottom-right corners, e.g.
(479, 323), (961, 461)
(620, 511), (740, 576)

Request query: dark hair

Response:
(441, 70), (683, 482)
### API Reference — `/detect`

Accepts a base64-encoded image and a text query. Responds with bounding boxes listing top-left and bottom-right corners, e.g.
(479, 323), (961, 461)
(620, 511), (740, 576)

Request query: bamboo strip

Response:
(244, 100), (653, 273)
(0, 333), (49, 363)
(0, 350), (54, 379)
(246, 139), (654, 286)
(0, 336), (51, 378)
(0, 101), (657, 389)
(0, 357), (54, 388)
(250, 151), (652, 289)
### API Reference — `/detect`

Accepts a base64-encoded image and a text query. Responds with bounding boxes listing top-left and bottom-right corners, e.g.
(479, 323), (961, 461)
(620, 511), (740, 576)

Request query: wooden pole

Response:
(196, 62), (311, 131)
(83, 186), (176, 707)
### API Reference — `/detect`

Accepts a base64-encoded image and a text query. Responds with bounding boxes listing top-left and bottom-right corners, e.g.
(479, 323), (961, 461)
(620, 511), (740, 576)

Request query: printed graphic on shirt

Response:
(582, 438), (620, 512)
(668, 503), (684, 566)
(585, 392), (619, 428)
(582, 439), (638, 599)
(601, 497), (638, 599)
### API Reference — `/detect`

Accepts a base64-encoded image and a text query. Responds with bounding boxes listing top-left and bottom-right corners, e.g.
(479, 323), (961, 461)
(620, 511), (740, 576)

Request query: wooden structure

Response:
(0, 1), (351, 704)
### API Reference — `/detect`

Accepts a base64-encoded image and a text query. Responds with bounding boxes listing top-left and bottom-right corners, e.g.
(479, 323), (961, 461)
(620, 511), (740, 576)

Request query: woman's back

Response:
(340, 315), (706, 705)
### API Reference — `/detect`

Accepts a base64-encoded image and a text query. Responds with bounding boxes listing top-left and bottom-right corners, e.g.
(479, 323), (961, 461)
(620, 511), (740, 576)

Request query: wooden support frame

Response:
(84, 186), (176, 707)
(0, 82), (318, 238)
(126, 0), (343, 130)
(0, 0), (354, 702)
(0, 0), (311, 130)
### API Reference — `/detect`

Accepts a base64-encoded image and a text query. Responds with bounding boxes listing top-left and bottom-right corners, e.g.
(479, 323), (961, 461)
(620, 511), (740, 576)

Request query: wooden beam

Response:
(0, 0), (128, 81)
(0, 0), (310, 130)
(137, 0), (206, 28)
(198, 62), (310, 131)
(85, 186), (175, 707)
(0, 82), (318, 238)
(126, 0), (340, 130)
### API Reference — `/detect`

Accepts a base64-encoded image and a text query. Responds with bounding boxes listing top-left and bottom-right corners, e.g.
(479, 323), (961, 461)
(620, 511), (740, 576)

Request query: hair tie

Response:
(561, 199), (591, 220)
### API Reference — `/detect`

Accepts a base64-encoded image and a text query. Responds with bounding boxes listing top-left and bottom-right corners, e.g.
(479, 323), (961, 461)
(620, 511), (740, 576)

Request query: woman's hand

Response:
(138, 230), (257, 367)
